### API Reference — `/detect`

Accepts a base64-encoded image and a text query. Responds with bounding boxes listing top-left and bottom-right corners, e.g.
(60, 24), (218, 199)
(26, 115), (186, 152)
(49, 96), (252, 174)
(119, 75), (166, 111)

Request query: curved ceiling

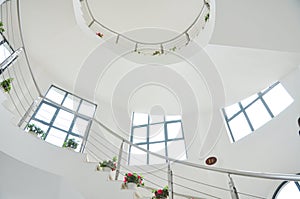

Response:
(18, 0), (300, 160)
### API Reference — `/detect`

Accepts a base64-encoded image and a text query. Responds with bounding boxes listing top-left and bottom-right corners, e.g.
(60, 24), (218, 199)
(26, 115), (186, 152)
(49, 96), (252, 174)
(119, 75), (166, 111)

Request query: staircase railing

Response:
(1, 0), (299, 199)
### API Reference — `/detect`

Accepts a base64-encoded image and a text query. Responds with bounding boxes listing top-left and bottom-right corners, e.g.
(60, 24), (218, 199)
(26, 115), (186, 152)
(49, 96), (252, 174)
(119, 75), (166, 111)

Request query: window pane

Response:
(167, 140), (187, 160)
(241, 94), (258, 107)
(0, 43), (12, 64)
(276, 181), (300, 199)
(132, 127), (147, 143)
(130, 145), (147, 165)
(245, 100), (272, 129)
(78, 100), (96, 118)
(35, 103), (57, 123)
(133, 113), (148, 126)
(166, 122), (182, 140)
(165, 115), (181, 122)
(224, 103), (240, 119)
(63, 94), (80, 111)
(263, 84), (293, 116)
(72, 117), (89, 136)
(53, 110), (74, 131)
(150, 114), (164, 124)
(149, 123), (164, 143)
(45, 128), (67, 147)
(45, 87), (66, 104)
(228, 113), (252, 141)
(149, 142), (166, 164)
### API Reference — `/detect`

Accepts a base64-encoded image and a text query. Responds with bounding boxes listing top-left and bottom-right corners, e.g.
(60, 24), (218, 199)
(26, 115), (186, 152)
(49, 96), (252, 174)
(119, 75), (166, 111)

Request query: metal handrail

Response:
(83, 0), (210, 45)
(92, 118), (300, 182)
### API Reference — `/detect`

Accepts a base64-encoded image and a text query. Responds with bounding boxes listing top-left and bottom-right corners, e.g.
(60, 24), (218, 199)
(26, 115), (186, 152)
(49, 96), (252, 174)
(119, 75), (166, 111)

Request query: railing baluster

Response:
(168, 160), (174, 199)
(115, 140), (124, 180)
(228, 174), (239, 199)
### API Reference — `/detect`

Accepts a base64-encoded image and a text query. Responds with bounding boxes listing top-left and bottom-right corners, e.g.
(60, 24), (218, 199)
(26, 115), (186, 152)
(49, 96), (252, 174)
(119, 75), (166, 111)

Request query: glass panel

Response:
(45, 128), (67, 147)
(133, 113), (148, 126)
(276, 181), (300, 199)
(35, 103), (57, 123)
(132, 127), (147, 143)
(167, 140), (187, 160)
(45, 87), (66, 104)
(129, 145), (147, 165)
(224, 103), (240, 119)
(78, 100), (96, 118)
(0, 43), (12, 65)
(228, 113), (252, 141)
(149, 123), (165, 143)
(245, 100), (272, 129)
(150, 114), (164, 124)
(166, 122), (182, 140)
(53, 110), (74, 131)
(165, 115), (181, 122)
(149, 142), (166, 164)
(263, 84), (294, 116)
(67, 135), (83, 152)
(241, 94), (258, 107)
(62, 94), (80, 111)
(72, 117), (89, 136)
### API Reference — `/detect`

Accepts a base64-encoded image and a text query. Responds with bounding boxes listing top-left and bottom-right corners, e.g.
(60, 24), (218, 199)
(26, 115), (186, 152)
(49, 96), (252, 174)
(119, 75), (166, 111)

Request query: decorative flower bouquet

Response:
(97, 156), (117, 171)
(123, 172), (144, 187)
(0, 78), (13, 93)
(63, 138), (78, 149)
(26, 123), (46, 139)
(152, 186), (169, 199)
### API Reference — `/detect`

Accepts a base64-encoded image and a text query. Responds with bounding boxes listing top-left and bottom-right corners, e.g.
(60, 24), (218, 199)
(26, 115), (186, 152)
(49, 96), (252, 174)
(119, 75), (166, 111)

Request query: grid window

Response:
(128, 112), (187, 165)
(28, 85), (97, 152)
(223, 82), (294, 142)
(0, 33), (18, 74)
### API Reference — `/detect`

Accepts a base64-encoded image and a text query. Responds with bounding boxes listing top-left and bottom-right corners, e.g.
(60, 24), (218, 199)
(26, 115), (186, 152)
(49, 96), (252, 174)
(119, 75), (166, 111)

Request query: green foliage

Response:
(26, 123), (46, 139)
(98, 156), (117, 171)
(152, 185), (169, 199)
(0, 78), (13, 93)
(63, 138), (78, 149)
(0, 21), (4, 33)
(123, 172), (144, 187)
(205, 13), (210, 22)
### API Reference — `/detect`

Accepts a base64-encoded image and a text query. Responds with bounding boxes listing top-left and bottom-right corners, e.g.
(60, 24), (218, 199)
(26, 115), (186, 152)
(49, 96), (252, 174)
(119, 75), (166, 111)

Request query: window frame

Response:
(128, 112), (187, 165)
(0, 33), (16, 74)
(223, 82), (293, 142)
(28, 85), (97, 152)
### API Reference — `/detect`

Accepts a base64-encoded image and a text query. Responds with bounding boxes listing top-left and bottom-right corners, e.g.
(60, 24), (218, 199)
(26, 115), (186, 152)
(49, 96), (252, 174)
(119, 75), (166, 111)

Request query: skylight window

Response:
(28, 85), (97, 152)
(128, 112), (187, 165)
(223, 82), (294, 142)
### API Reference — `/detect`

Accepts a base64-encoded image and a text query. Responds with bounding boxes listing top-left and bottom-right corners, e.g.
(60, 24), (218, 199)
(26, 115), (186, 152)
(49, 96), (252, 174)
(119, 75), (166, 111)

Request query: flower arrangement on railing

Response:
(123, 172), (144, 188)
(152, 186), (169, 199)
(0, 78), (13, 93)
(0, 21), (4, 33)
(63, 138), (78, 150)
(26, 123), (46, 139)
(97, 156), (117, 171)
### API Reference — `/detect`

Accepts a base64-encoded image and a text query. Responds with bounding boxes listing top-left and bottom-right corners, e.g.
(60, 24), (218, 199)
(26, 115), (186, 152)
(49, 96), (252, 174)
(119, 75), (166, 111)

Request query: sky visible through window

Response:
(275, 181), (300, 199)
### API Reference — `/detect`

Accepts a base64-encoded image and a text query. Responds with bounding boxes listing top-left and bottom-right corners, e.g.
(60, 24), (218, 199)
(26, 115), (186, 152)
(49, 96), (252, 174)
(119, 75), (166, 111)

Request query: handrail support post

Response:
(115, 140), (124, 180)
(167, 160), (174, 199)
(228, 174), (239, 199)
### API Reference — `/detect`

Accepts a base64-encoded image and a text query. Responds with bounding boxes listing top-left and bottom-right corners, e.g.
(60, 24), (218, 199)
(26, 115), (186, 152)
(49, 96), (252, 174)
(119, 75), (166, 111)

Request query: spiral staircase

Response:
(0, 0), (300, 199)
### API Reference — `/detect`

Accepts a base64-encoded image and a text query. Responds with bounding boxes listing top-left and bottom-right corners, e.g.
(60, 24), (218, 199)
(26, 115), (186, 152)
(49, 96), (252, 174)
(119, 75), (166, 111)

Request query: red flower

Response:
(138, 175), (141, 179)
(157, 189), (163, 195)
(123, 177), (127, 183)
(96, 32), (104, 38)
(127, 173), (133, 177)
